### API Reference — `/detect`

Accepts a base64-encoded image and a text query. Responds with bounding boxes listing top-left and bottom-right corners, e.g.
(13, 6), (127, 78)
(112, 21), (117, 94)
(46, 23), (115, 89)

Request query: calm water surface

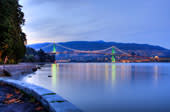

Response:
(22, 63), (170, 112)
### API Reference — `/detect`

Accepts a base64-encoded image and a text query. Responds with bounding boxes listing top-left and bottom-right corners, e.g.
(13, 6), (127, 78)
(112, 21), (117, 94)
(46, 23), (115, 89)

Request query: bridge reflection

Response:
(50, 63), (161, 87)
(51, 64), (59, 86)
(112, 64), (116, 81)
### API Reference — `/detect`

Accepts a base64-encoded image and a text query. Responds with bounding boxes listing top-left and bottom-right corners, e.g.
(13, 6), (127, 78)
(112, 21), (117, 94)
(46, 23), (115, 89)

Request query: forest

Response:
(23, 47), (55, 63)
(0, 0), (26, 64)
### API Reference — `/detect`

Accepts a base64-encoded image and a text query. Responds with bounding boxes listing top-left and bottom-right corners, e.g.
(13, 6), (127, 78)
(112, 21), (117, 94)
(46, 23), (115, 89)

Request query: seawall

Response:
(0, 78), (82, 112)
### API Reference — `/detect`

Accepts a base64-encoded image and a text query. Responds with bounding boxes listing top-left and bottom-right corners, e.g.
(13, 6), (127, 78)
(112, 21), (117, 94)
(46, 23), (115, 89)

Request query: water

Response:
(21, 63), (170, 112)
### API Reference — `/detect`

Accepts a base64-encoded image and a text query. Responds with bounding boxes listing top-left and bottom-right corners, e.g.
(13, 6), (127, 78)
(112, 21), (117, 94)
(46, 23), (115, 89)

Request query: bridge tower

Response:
(53, 43), (56, 53)
(112, 46), (116, 63)
(53, 43), (57, 63)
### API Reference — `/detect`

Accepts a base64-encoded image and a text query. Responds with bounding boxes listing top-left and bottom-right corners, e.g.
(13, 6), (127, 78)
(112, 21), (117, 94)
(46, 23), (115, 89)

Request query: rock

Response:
(32, 68), (37, 72)
(28, 76), (32, 78)
(37, 67), (41, 69)
(3, 70), (11, 77)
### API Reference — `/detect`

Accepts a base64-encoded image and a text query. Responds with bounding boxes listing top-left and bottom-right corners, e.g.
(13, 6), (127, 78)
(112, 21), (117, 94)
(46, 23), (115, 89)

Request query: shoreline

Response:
(0, 63), (82, 112)
(0, 79), (82, 112)
(0, 63), (40, 79)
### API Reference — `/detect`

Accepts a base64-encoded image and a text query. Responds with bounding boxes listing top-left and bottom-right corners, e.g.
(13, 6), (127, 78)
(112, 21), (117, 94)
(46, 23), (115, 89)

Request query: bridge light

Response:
(154, 56), (159, 59)
(154, 56), (160, 61)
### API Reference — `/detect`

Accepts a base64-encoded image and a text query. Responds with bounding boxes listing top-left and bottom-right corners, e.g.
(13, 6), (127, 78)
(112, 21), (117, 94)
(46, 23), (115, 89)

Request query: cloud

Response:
(20, 0), (170, 48)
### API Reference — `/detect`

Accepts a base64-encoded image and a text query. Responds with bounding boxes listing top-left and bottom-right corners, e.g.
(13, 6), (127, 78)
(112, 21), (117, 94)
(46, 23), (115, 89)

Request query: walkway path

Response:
(0, 82), (48, 112)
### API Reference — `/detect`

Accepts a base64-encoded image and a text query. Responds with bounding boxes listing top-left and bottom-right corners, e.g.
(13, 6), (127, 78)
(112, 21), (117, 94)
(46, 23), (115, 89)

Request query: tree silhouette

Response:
(0, 0), (26, 64)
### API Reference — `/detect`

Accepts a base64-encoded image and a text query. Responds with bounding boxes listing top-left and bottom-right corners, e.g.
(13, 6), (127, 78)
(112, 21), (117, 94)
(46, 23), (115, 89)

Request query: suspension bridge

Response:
(37, 43), (156, 63)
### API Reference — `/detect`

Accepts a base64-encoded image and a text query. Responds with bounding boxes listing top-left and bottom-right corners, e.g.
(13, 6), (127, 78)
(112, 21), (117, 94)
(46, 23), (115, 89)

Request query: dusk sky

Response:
(20, 0), (170, 49)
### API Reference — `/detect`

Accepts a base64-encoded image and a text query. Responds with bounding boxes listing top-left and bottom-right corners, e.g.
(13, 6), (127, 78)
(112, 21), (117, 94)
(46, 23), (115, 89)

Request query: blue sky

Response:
(20, 0), (170, 49)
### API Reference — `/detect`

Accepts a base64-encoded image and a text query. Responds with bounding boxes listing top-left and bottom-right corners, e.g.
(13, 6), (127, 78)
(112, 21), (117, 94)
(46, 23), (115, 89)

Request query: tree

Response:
(22, 47), (55, 62)
(0, 0), (26, 64)
(38, 49), (46, 62)
(131, 52), (136, 56)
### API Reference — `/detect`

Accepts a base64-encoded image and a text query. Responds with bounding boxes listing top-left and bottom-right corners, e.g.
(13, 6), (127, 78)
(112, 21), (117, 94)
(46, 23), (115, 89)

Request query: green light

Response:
(112, 47), (115, 54)
(53, 43), (56, 53)
(112, 56), (115, 63)
(52, 64), (57, 86)
(112, 64), (116, 81)
(112, 47), (116, 63)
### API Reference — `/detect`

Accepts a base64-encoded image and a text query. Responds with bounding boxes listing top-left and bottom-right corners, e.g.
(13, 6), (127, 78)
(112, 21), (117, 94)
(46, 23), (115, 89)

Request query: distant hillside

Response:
(28, 42), (51, 50)
(28, 41), (170, 57)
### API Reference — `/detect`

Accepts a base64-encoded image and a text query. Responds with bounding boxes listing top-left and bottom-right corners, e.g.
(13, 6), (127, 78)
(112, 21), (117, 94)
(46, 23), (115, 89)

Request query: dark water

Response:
(22, 63), (170, 112)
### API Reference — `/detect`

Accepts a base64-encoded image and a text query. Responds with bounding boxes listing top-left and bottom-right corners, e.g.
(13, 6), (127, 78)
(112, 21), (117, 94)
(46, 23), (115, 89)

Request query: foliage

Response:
(0, 0), (26, 64)
(22, 47), (55, 62)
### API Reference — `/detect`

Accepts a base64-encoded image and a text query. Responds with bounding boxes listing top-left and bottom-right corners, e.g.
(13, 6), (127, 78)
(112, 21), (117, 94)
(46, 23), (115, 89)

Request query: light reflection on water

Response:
(22, 63), (170, 112)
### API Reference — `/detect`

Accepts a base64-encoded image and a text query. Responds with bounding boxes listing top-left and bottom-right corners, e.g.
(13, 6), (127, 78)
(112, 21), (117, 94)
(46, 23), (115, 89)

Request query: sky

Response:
(20, 0), (170, 49)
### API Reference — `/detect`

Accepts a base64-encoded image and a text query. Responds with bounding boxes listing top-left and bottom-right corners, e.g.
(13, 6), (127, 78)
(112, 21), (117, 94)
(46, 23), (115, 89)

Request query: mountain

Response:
(27, 41), (170, 57)
(28, 42), (51, 50)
